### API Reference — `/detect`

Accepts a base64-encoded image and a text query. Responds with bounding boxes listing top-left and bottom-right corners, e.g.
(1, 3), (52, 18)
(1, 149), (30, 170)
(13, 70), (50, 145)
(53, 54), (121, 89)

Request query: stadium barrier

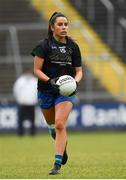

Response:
(0, 101), (126, 132)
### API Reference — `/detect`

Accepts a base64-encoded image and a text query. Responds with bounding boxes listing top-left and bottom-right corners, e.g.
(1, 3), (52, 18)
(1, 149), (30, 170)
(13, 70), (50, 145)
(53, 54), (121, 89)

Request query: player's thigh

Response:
(55, 101), (73, 125)
(42, 106), (55, 125)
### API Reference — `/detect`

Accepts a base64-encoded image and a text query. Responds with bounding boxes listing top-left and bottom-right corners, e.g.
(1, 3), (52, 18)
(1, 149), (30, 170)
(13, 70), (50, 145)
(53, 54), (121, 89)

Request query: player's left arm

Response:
(74, 66), (83, 84)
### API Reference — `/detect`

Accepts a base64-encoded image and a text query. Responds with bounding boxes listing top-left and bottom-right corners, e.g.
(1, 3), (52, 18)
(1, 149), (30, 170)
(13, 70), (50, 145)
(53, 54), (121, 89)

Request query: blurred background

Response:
(0, 0), (126, 133)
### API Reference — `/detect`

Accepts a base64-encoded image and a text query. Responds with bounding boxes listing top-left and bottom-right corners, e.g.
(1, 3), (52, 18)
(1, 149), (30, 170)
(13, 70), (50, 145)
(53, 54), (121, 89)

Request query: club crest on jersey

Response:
(59, 46), (66, 53)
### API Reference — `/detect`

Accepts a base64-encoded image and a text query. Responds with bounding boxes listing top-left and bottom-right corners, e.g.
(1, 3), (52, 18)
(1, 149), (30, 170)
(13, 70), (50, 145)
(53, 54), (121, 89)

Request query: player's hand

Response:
(47, 77), (59, 94)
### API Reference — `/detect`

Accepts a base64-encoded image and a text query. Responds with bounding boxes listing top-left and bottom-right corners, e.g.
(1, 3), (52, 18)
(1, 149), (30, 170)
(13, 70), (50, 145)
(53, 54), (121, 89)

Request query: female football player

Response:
(31, 12), (83, 175)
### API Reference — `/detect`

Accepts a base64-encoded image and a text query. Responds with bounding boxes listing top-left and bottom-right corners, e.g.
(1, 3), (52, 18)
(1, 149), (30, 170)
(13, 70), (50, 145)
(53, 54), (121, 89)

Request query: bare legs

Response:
(42, 101), (73, 156)
(55, 101), (73, 155)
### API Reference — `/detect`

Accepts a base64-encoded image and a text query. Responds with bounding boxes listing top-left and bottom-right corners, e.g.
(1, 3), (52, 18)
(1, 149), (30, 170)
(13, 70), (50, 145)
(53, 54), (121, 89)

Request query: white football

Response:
(56, 75), (77, 96)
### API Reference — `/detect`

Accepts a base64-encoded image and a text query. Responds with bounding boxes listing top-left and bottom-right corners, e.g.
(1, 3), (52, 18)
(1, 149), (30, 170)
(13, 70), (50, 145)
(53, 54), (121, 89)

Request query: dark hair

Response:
(48, 12), (68, 37)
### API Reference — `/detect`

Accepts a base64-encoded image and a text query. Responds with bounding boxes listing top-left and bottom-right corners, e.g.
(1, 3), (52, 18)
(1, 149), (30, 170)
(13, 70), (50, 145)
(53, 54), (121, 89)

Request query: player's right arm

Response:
(34, 56), (59, 92)
(34, 56), (50, 82)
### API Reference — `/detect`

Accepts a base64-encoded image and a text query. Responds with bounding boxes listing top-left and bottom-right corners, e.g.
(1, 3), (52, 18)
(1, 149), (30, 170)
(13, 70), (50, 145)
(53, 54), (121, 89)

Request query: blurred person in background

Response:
(13, 69), (38, 136)
(32, 12), (83, 175)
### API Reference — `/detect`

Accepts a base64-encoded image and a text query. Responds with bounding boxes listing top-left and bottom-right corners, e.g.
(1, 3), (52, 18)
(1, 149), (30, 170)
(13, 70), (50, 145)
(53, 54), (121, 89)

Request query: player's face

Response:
(51, 17), (68, 40)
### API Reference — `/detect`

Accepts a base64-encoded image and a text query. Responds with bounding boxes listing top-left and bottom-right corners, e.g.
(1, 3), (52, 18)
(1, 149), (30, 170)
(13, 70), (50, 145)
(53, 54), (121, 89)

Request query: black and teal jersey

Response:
(31, 36), (82, 93)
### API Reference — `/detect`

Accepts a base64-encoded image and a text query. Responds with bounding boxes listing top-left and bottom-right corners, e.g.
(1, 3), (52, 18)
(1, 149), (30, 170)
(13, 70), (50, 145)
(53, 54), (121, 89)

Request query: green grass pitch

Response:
(0, 131), (126, 179)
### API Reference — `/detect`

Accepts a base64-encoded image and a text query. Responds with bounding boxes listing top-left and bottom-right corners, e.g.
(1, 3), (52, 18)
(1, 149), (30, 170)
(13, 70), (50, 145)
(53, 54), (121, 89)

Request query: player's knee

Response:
(55, 120), (65, 131)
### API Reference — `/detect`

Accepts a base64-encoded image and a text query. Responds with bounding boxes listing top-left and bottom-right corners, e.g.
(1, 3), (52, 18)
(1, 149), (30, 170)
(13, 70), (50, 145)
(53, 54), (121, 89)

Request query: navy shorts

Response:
(38, 91), (77, 109)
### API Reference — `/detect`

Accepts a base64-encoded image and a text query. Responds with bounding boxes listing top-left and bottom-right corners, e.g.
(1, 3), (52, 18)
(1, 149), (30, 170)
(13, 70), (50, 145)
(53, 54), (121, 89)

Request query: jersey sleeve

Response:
(31, 39), (47, 59)
(72, 42), (82, 67)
